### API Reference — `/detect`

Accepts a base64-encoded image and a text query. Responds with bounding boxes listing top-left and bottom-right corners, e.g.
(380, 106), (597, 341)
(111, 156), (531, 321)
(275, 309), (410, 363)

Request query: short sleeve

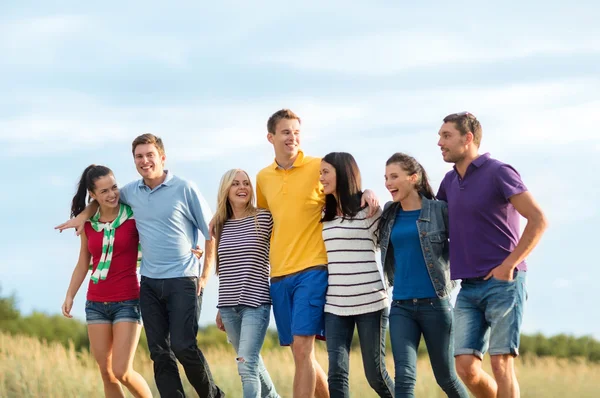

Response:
(494, 164), (528, 201)
(437, 175), (448, 202)
(119, 181), (137, 205)
(256, 174), (268, 210)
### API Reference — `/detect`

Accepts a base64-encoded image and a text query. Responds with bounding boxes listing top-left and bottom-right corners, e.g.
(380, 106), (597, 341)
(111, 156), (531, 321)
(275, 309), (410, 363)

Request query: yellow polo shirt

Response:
(256, 151), (327, 277)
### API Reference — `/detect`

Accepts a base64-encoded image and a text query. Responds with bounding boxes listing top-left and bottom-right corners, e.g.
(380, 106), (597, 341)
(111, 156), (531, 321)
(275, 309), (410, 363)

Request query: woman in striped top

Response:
(320, 152), (394, 398)
(212, 169), (279, 398)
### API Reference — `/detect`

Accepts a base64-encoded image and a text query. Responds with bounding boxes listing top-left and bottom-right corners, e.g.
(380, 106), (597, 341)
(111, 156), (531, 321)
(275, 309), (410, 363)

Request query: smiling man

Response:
(56, 134), (224, 398)
(437, 112), (547, 398)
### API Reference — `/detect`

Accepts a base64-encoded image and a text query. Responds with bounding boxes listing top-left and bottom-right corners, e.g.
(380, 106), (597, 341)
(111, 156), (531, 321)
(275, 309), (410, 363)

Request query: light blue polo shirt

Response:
(119, 171), (212, 279)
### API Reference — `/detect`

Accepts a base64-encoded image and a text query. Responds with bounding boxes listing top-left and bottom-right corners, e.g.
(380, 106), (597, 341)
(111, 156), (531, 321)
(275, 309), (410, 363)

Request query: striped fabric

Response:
(217, 210), (273, 308)
(87, 204), (135, 284)
(323, 207), (389, 316)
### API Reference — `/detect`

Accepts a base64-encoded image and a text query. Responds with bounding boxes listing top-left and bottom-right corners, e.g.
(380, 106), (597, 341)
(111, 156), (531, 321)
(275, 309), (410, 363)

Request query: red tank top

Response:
(85, 219), (140, 302)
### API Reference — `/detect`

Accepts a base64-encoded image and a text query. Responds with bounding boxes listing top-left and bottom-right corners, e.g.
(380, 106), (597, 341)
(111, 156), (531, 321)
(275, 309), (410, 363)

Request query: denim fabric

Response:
(389, 298), (469, 398)
(454, 271), (527, 358)
(379, 197), (454, 298)
(85, 299), (142, 325)
(270, 268), (327, 345)
(325, 309), (394, 398)
(219, 305), (279, 398)
(140, 276), (224, 398)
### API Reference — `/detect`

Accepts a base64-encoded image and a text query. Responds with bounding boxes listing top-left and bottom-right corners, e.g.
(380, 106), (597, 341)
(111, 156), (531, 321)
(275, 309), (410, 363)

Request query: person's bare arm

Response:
(361, 189), (380, 217)
(485, 191), (548, 281)
(55, 201), (99, 236)
(198, 237), (216, 294)
(61, 232), (91, 318)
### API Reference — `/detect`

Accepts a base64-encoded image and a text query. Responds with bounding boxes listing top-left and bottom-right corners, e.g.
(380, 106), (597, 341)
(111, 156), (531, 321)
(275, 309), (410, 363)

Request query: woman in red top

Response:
(61, 165), (152, 398)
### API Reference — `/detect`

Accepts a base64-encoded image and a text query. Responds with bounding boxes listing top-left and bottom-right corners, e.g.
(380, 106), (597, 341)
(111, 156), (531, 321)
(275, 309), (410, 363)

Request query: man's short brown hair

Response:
(267, 109), (301, 134)
(443, 112), (483, 147)
(131, 133), (165, 156)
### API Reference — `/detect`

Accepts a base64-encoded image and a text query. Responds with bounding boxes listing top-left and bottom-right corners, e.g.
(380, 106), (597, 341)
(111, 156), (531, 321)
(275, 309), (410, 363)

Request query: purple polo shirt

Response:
(437, 153), (528, 279)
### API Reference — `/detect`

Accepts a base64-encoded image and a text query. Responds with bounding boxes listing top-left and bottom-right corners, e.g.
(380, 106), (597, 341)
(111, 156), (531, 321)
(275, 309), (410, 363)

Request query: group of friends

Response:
(57, 109), (547, 398)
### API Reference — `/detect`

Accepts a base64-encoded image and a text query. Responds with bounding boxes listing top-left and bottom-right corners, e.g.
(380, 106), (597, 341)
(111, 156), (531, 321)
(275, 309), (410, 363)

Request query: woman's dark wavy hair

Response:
(376, 153), (435, 241)
(70, 165), (113, 218)
(321, 152), (364, 222)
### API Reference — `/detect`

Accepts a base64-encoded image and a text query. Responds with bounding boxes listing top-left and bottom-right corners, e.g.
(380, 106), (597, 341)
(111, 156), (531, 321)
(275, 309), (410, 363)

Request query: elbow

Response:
(532, 209), (549, 234)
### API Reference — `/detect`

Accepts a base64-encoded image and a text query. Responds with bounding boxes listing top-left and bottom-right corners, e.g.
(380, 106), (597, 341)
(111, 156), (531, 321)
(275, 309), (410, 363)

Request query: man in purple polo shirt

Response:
(437, 112), (547, 398)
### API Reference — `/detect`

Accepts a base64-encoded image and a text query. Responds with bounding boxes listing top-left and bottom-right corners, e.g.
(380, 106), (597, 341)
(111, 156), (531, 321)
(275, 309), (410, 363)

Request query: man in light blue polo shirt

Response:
(57, 134), (224, 398)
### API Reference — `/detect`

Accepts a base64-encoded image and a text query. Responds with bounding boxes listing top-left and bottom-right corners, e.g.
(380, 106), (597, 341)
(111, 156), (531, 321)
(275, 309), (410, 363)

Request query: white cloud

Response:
(257, 31), (600, 76)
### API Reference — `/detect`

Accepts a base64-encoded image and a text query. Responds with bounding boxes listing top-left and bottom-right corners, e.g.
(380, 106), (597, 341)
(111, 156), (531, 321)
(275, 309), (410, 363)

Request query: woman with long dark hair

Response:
(320, 152), (394, 398)
(61, 165), (152, 398)
(378, 153), (468, 397)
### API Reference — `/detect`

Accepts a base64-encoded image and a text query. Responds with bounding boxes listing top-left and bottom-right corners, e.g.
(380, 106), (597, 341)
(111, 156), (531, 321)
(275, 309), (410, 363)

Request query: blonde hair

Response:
(213, 169), (259, 274)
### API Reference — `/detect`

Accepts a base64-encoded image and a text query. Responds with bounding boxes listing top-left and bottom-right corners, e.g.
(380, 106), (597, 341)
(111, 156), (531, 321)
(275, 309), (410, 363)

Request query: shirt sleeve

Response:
(256, 174), (269, 210)
(436, 175), (448, 202)
(118, 181), (136, 205)
(494, 164), (528, 201)
(185, 182), (213, 241)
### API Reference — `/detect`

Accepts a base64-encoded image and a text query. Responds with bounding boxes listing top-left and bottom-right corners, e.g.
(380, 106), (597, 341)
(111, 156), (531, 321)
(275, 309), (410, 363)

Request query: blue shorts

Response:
(454, 271), (527, 358)
(85, 299), (142, 325)
(270, 268), (327, 346)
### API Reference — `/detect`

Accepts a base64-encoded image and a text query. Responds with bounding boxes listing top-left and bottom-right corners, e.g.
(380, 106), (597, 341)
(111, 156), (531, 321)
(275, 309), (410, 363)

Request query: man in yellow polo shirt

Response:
(257, 109), (377, 398)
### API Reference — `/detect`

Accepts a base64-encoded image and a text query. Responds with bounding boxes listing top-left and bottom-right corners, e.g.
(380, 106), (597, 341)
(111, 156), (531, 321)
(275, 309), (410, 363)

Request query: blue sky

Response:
(1, 1), (598, 338)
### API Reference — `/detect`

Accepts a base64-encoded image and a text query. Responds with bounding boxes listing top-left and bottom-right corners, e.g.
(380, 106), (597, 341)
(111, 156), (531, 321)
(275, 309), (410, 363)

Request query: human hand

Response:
(361, 189), (380, 217)
(198, 275), (207, 296)
(191, 246), (204, 259)
(61, 297), (74, 318)
(216, 310), (225, 332)
(55, 216), (86, 236)
(484, 263), (515, 281)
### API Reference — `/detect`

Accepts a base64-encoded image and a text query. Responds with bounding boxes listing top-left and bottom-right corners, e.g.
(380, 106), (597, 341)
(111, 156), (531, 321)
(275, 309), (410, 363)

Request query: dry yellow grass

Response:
(1, 332), (599, 397)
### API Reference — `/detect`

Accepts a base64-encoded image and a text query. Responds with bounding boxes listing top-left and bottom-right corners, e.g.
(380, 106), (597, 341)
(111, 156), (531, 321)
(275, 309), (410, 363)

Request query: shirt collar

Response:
(138, 170), (173, 188)
(272, 150), (306, 170)
(452, 152), (491, 174)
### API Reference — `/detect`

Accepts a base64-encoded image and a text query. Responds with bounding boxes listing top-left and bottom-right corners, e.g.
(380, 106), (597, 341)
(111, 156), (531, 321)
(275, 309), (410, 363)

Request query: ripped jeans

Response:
(219, 304), (279, 398)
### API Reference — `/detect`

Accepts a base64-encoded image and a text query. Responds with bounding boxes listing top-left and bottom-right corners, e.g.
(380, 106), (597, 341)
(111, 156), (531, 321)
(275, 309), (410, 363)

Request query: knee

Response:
(98, 365), (118, 383)
(236, 355), (259, 377)
(291, 337), (314, 363)
(171, 341), (196, 360)
(455, 357), (479, 383)
(490, 355), (514, 381)
(112, 366), (131, 384)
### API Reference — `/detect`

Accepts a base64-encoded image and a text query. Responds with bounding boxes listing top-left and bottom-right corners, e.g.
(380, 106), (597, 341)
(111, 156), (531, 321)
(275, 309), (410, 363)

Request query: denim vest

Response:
(379, 197), (455, 298)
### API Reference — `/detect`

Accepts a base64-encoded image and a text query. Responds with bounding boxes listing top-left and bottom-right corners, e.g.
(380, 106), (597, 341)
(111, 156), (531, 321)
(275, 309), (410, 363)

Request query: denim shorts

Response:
(454, 271), (527, 358)
(85, 299), (142, 325)
(270, 267), (327, 346)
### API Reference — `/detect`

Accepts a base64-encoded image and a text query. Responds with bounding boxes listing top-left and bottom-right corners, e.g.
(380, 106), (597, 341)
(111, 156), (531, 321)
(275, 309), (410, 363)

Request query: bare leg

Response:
(111, 322), (153, 398)
(455, 355), (497, 398)
(491, 354), (519, 398)
(291, 336), (330, 398)
(88, 324), (125, 398)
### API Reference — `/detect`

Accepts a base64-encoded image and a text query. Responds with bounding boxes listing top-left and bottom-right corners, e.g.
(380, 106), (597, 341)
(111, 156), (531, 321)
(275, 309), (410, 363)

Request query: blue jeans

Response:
(219, 304), (279, 398)
(140, 276), (224, 398)
(389, 298), (469, 398)
(325, 309), (394, 398)
(454, 271), (527, 358)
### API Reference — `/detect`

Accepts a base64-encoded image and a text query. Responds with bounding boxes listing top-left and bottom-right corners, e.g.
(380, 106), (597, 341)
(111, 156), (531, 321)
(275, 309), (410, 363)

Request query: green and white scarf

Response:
(88, 203), (135, 284)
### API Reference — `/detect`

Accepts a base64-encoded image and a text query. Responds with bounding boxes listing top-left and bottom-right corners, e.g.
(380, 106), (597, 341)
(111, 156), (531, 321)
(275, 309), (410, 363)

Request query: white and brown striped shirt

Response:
(322, 207), (389, 316)
(217, 210), (273, 308)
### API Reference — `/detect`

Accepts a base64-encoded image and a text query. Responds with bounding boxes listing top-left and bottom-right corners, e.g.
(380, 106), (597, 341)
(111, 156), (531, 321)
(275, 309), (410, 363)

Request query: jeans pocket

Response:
(430, 297), (452, 311)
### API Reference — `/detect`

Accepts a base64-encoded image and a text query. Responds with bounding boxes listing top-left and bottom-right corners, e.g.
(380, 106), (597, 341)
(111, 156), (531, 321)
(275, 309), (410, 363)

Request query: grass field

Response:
(1, 332), (599, 397)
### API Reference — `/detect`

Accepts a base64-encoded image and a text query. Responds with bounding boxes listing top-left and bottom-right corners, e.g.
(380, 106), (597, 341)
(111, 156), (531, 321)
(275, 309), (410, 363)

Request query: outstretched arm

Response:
(55, 201), (98, 236)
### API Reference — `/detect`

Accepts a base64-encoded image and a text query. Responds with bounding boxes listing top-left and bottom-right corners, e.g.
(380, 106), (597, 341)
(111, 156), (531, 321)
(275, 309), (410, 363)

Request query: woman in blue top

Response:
(377, 153), (468, 398)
